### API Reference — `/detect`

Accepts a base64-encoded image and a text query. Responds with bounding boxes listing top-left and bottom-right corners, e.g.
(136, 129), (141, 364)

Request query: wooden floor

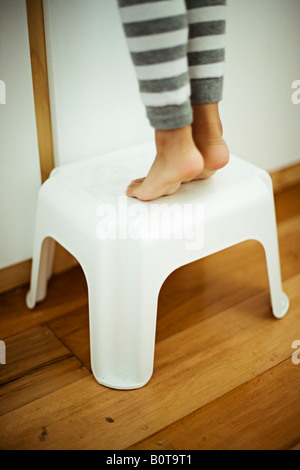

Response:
(0, 184), (300, 450)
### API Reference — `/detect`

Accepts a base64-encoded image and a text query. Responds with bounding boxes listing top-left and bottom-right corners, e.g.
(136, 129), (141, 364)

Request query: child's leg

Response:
(186, 0), (229, 178)
(117, 0), (203, 200)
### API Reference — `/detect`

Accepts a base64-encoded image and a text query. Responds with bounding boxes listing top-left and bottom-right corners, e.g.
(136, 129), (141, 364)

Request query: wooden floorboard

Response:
(0, 273), (299, 450)
(128, 358), (300, 451)
(0, 357), (89, 416)
(0, 184), (299, 450)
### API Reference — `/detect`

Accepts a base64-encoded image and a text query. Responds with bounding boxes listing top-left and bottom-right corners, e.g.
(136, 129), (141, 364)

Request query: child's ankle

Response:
(192, 102), (220, 124)
(155, 125), (194, 153)
(192, 103), (223, 136)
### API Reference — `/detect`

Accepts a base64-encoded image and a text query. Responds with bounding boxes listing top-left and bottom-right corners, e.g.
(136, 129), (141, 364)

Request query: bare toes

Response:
(126, 178), (145, 198)
(129, 177), (145, 185)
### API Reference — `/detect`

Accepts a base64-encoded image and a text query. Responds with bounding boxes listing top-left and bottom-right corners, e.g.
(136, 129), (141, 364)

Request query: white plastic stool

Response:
(26, 141), (289, 389)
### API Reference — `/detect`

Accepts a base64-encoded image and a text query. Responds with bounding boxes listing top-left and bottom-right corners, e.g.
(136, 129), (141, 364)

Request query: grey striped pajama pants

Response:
(117, 0), (226, 129)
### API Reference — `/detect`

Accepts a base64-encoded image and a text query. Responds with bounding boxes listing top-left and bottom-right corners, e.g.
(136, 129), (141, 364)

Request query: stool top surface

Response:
(49, 141), (267, 208)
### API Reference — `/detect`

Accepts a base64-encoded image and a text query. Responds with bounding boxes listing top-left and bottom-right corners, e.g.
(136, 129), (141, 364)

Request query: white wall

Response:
(0, 0), (41, 270)
(45, 0), (300, 171)
(220, 0), (300, 171)
(43, 0), (153, 167)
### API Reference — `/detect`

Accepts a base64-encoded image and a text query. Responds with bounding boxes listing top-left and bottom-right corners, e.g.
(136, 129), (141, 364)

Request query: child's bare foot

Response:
(191, 103), (229, 180)
(126, 126), (204, 201)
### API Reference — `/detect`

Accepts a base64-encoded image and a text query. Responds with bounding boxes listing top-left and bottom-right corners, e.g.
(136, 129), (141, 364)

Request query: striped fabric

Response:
(117, 0), (226, 129)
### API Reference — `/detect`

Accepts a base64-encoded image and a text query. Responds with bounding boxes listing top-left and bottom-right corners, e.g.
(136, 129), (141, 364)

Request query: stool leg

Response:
(258, 208), (289, 319)
(26, 236), (55, 309)
(46, 237), (56, 281)
(86, 248), (162, 389)
(252, 170), (289, 319)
